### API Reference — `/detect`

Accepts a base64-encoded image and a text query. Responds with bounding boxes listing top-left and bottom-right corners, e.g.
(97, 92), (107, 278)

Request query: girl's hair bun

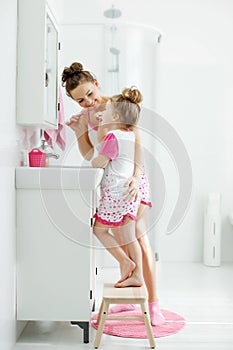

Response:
(61, 62), (83, 83)
(122, 86), (143, 105)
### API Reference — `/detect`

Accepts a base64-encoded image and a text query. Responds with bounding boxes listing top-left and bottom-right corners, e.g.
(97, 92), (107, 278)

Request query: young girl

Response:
(62, 62), (165, 325)
(92, 87), (144, 288)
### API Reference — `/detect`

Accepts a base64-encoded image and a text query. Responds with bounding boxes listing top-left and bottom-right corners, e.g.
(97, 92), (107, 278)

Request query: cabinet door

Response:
(17, 0), (59, 127)
(17, 189), (93, 321)
(89, 189), (99, 309)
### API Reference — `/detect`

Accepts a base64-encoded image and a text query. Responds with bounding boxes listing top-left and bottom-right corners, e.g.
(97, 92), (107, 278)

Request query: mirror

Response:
(45, 14), (58, 125)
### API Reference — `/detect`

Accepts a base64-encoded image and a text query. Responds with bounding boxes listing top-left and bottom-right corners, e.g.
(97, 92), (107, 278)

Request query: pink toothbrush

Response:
(66, 107), (95, 126)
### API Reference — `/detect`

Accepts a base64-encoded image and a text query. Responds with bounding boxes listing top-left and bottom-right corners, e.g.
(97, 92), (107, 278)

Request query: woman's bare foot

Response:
(114, 275), (143, 288)
(117, 260), (136, 284)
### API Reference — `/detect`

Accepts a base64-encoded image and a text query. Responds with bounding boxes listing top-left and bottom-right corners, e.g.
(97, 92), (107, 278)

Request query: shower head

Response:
(104, 5), (122, 19)
(110, 47), (120, 55)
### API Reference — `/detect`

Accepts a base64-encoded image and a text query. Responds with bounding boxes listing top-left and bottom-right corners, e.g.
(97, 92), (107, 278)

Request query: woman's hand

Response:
(123, 175), (140, 202)
(66, 112), (88, 137)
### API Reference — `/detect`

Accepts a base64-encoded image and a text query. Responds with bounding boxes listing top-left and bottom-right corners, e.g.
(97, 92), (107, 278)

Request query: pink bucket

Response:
(28, 148), (46, 167)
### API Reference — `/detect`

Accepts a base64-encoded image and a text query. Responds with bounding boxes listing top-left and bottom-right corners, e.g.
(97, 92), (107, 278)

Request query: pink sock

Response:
(148, 301), (165, 326)
(108, 304), (135, 314)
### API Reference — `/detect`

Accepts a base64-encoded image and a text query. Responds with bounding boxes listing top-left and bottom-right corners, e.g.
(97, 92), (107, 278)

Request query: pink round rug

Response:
(91, 306), (185, 338)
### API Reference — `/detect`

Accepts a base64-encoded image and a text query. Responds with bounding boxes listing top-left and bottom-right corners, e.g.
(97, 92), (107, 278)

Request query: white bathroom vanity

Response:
(15, 166), (103, 343)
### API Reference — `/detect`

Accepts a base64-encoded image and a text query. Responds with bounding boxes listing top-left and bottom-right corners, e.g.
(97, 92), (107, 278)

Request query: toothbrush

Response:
(66, 106), (95, 126)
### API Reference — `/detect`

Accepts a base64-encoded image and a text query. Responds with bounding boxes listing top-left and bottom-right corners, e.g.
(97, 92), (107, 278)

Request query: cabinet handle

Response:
(90, 290), (92, 300)
(58, 42), (61, 50)
(90, 217), (93, 227)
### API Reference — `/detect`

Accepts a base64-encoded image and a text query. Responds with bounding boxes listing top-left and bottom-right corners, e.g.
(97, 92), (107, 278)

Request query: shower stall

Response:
(103, 22), (161, 106)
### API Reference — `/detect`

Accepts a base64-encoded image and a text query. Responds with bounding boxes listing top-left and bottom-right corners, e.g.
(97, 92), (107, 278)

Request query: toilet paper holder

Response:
(203, 193), (221, 267)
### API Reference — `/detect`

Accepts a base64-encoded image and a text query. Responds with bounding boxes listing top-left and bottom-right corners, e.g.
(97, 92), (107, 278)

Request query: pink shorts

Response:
(94, 170), (152, 226)
(138, 170), (152, 207)
(94, 193), (141, 226)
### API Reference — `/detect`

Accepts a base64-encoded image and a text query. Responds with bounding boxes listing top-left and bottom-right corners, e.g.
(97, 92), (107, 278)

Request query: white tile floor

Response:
(14, 262), (233, 350)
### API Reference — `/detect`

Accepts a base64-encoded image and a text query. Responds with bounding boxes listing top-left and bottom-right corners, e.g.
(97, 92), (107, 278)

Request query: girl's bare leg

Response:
(112, 217), (144, 288)
(112, 206), (157, 295)
(93, 221), (135, 283)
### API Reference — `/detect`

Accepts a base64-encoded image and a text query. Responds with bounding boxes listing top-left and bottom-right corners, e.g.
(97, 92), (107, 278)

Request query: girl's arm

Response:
(93, 129), (117, 169)
(97, 123), (109, 144)
(92, 154), (110, 168)
(95, 98), (110, 143)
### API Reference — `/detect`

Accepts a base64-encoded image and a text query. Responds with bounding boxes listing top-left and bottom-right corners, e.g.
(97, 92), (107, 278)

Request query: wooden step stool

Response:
(94, 283), (155, 348)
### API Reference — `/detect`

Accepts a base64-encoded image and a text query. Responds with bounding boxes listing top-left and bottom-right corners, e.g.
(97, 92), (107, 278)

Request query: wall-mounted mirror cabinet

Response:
(17, 0), (60, 128)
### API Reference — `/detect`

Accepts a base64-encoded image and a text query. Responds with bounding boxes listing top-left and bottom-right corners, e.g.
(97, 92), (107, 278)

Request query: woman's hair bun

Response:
(122, 86), (143, 104)
(70, 62), (83, 73)
(61, 62), (83, 83)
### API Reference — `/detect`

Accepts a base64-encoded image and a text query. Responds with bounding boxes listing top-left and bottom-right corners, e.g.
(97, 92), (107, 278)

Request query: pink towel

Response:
(44, 86), (66, 151)
(21, 128), (39, 150)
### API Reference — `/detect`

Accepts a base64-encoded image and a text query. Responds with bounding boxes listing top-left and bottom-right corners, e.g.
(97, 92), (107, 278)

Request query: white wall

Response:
(151, 0), (233, 262)
(0, 1), (26, 349)
(58, 0), (233, 262)
(0, 2), (65, 347)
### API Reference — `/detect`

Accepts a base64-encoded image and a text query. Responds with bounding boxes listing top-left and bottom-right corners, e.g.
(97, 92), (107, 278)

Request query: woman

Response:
(62, 62), (165, 326)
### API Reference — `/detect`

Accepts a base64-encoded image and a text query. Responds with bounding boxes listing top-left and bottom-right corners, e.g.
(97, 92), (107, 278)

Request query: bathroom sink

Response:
(15, 166), (104, 190)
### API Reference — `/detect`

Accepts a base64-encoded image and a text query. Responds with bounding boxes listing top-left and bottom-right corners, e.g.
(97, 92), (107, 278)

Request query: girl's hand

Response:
(123, 175), (140, 202)
(95, 112), (103, 123)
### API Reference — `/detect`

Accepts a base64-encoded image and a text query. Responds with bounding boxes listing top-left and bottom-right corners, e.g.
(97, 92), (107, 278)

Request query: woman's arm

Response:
(124, 126), (144, 201)
(75, 129), (94, 160)
(134, 126), (144, 179)
(67, 113), (94, 160)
